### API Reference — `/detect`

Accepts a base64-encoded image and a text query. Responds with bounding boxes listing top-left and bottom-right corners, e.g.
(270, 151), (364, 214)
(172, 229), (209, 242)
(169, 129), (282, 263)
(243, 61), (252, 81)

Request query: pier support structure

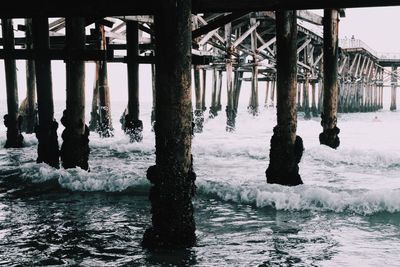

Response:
(32, 17), (59, 167)
(193, 65), (204, 133)
(248, 17), (259, 115)
(61, 17), (89, 170)
(225, 22), (236, 132)
(124, 20), (143, 142)
(320, 9), (340, 149)
(89, 64), (99, 131)
(143, 0), (196, 249)
(209, 67), (219, 117)
(266, 10), (303, 186)
(19, 18), (37, 134)
(2, 19), (23, 148)
(303, 73), (311, 119)
(311, 81), (318, 116)
(96, 24), (114, 138)
(391, 65), (397, 111)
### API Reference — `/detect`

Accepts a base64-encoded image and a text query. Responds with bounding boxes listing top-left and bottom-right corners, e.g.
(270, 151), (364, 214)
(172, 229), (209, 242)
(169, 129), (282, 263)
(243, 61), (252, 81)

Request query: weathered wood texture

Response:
(303, 74), (311, 119)
(96, 24), (114, 138)
(124, 20), (143, 141)
(2, 19), (23, 148)
(143, 0), (196, 249)
(89, 63), (99, 131)
(61, 17), (89, 170)
(320, 9), (340, 149)
(266, 10), (303, 186)
(32, 17), (59, 167)
(225, 22), (236, 131)
(19, 18), (37, 134)
(1, 0), (400, 17)
(193, 65), (204, 133)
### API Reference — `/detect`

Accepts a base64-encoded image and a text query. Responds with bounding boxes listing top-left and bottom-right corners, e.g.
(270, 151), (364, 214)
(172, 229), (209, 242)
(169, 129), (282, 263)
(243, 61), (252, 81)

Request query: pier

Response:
(1, 0), (400, 249)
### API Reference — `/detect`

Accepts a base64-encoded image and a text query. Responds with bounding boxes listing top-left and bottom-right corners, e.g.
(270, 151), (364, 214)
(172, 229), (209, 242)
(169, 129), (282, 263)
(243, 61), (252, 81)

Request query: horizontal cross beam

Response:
(1, 1), (400, 17)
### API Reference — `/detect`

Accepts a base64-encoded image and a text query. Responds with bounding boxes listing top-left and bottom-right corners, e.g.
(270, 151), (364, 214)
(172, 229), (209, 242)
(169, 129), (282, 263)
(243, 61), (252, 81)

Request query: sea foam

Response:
(196, 179), (400, 215)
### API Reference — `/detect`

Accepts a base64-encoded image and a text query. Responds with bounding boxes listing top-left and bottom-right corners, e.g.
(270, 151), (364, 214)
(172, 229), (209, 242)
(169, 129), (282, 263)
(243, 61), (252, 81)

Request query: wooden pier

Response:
(2, 0), (400, 248)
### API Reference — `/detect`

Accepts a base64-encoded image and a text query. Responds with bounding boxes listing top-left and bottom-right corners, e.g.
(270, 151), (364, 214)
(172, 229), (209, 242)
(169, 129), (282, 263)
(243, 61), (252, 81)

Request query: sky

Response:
(1, 7), (400, 105)
(334, 7), (400, 53)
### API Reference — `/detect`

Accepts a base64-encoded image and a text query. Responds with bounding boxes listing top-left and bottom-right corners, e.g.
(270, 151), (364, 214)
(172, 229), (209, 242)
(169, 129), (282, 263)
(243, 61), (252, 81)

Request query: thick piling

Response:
(143, 0), (196, 249)
(266, 10), (303, 186)
(96, 24), (113, 138)
(2, 19), (23, 148)
(19, 19), (37, 134)
(248, 18), (259, 115)
(32, 17), (59, 167)
(89, 63), (99, 131)
(225, 23), (236, 132)
(124, 20), (143, 141)
(61, 17), (89, 170)
(193, 65), (204, 133)
(319, 9), (340, 149)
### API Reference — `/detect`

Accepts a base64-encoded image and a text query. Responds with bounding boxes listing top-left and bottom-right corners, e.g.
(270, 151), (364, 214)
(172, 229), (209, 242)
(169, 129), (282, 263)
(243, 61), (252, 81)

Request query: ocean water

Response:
(0, 59), (400, 266)
(0, 97), (400, 267)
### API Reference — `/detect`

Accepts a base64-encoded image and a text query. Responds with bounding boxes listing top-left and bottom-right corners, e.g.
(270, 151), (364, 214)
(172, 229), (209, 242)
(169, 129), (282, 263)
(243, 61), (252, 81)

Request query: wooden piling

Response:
(2, 19), (23, 148)
(391, 65), (397, 111)
(151, 54), (156, 130)
(303, 74), (311, 119)
(248, 17), (259, 115)
(233, 69), (243, 112)
(202, 69), (207, 111)
(320, 9), (340, 149)
(225, 22), (236, 131)
(124, 20), (143, 141)
(311, 81), (318, 116)
(266, 10), (303, 186)
(217, 70), (223, 111)
(95, 24), (113, 138)
(209, 67), (218, 117)
(264, 81), (270, 107)
(143, 0), (196, 249)
(61, 17), (89, 170)
(297, 82), (302, 111)
(89, 63), (99, 131)
(31, 17), (59, 167)
(19, 19), (37, 134)
(379, 69), (384, 109)
(193, 65), (204, 133)
(270, 78), (276, 107)
(317, 77), (323, 113)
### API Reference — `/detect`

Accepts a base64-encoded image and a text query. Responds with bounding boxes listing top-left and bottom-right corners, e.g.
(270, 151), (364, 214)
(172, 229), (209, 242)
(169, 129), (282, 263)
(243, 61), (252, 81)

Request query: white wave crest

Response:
(20, 163), (150, 192)
(197, 180), (400, 215)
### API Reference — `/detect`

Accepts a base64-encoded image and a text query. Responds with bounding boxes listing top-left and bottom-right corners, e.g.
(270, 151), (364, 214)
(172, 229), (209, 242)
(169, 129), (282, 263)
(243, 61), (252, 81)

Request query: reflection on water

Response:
(1, 106), (400, 266)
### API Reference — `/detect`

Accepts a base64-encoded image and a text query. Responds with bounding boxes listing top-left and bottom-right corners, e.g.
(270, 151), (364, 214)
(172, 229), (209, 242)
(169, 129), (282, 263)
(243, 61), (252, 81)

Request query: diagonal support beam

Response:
(192, 11), (248, 39)
(232, 20), (260, 47)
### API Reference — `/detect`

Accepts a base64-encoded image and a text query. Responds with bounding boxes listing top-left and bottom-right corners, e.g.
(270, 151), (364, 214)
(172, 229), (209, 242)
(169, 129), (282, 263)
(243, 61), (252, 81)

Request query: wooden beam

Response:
(0, 48), (113, 60)
(232, 20), (260, 47)
(192, 12), (248, 39)
(297, 10), (323, 25)
(2, 1), (400, 17)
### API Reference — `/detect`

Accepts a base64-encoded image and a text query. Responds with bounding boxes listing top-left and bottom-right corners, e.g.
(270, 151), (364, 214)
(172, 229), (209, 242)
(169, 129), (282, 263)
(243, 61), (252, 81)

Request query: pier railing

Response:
(339, 38), (400, 62)
(339, 38), (378, 57)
